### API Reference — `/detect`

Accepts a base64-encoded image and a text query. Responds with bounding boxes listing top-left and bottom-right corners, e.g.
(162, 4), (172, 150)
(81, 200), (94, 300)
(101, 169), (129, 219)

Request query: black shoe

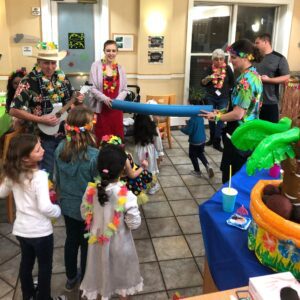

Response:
(206, 140), (213, 146)
(213, 144), (223, 152)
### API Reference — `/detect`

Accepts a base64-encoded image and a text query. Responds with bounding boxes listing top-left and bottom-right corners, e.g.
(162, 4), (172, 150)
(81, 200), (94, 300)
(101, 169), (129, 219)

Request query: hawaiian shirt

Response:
(232, 66), (263, 123)
(10, 68), (74, 133)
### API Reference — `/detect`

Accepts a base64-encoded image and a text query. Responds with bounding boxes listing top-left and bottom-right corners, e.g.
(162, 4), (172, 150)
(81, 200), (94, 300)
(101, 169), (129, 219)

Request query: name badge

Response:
(215, 90), (221, 96)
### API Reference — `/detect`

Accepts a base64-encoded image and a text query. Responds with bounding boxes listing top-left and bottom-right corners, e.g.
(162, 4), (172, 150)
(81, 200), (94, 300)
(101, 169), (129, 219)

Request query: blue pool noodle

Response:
(111, 100), (213, 117)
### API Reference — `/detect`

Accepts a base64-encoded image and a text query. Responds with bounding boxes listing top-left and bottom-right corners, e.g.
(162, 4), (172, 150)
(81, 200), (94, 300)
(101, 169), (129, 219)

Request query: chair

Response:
(145, 94), (176, 149)
(2, 129), (21, 223)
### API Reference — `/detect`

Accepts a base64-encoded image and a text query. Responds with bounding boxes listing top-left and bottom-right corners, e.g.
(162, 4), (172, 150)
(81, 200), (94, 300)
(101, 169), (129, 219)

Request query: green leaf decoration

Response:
(246, 127), (300, 175)
(232, 117), (292, 151)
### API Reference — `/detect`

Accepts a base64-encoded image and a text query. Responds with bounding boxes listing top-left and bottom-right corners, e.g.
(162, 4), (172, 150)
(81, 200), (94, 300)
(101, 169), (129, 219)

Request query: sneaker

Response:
(190, 170), (202, 177)
(206, 166), (214, 178)
(148, 182), (160, 195)
(65, 275), (80, 292)
(52, 296), (67, 300)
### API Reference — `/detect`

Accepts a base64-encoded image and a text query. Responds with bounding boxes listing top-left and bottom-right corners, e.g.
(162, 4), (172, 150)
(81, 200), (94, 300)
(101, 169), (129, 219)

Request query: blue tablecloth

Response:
(199, 164), (279, 290)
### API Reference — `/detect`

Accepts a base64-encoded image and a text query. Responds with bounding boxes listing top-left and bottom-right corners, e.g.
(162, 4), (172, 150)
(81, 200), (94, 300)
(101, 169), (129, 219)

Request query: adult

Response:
(89, 39), (128, 142)
(201, 49), (234, 152)
(201, 39), (263, 184)
(255, 33), (290, 123)
(9, 41), (83, 177)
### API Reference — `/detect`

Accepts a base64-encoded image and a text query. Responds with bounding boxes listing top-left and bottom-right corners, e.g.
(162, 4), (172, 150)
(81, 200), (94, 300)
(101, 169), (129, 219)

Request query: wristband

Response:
(215, 113), (221, 123)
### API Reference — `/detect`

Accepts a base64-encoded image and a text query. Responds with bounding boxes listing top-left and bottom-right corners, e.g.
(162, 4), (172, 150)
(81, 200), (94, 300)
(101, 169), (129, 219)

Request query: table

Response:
(185, 286), (248, 299)
(0, 106), (12, 137)
(199, 164), (277, 291)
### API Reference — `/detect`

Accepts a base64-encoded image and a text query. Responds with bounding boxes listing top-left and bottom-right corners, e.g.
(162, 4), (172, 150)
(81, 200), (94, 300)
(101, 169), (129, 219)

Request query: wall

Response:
(288, 0), (300, 71)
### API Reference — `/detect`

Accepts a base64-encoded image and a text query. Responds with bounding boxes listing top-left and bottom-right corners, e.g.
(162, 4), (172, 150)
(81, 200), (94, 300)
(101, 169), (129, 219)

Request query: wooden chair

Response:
(2, 129), (21, 223)
(145, 94), (176, 149)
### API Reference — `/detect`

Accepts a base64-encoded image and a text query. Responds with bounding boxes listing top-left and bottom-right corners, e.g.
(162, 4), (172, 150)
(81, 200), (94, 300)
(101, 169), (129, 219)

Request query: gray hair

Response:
(212, 49), (225, 60)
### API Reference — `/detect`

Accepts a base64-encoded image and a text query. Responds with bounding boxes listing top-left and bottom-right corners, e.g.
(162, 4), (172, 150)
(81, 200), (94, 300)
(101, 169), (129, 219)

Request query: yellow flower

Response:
(88, 235), (97, 244)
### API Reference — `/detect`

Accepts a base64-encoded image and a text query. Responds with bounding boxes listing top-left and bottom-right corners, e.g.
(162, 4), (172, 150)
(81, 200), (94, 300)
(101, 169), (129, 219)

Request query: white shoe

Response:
(190, 170), (202, 177)
(148, 183), (160, 195)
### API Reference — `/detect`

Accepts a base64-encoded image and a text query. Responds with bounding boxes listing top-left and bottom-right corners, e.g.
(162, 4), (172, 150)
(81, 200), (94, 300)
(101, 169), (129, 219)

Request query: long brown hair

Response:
(0, 134), (39, 184)
(59, 106), (97, 162)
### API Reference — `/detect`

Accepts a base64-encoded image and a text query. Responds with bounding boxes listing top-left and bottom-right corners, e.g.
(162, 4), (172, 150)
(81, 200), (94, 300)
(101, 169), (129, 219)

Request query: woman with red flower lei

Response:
(201, 49), (234, 152)
(89, 40), (128, 142)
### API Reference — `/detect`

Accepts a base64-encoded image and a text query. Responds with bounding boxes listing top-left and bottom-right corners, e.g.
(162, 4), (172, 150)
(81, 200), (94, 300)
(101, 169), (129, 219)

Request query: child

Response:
(133, 114), (163, 194)
(180, 99), (214, 178)
(101, 135), (152, 204)
(80, 144), (143, 300)
(54, 106), (99, 291)
(0, 134), (64, 300)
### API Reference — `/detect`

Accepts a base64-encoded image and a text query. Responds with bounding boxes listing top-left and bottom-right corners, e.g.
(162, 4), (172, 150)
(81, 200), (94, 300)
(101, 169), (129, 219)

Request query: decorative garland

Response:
(226, 45), (255, 61)
(101, 59), (118, 94)
(211, 63), (226, 89)
(65, 121), (95, 142)
(33, 64), (66, 103)
(101, 134), (122, 145)
(82, 181), (128, 245)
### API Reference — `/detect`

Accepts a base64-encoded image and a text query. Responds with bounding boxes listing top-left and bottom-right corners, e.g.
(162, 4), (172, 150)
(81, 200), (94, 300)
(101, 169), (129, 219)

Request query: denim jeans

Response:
(207, 96), (228, 140)
(64, 215), (88, 281)
(17, 234), (53, 300)
(40, 135), (63, 179)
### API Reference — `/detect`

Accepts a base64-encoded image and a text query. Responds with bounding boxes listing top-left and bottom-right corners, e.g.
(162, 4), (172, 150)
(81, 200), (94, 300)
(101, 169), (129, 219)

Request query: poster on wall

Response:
(148, 36), (164, 48)
(148, 51), (163, 64)
(112, 34), (134, 51)
(68, 33), (85, 49)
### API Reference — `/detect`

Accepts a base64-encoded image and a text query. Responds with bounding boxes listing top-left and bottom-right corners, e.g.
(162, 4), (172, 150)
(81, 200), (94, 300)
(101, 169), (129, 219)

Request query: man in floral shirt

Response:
(9, 42), (83, 177)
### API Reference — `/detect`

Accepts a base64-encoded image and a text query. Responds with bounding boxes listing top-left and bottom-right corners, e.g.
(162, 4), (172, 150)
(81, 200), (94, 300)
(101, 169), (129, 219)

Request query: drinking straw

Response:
(229, 164), (232, 189)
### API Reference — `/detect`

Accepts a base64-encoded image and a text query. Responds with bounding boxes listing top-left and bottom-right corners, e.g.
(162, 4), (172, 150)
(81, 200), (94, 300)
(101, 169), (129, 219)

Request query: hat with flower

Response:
(31, 41), (67, 61)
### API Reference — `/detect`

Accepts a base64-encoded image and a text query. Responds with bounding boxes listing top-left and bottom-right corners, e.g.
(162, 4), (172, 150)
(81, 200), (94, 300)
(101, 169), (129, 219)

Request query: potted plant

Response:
(188, 86), (206, 105)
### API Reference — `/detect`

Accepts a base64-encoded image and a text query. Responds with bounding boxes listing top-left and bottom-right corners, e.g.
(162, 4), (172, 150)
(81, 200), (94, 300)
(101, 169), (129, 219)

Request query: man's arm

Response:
(261, 74), (290, 84)
(10, 108), (59, 126)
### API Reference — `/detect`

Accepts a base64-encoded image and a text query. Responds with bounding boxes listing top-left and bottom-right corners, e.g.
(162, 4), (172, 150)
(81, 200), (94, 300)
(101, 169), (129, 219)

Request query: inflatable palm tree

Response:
(231, 117), (300, 203)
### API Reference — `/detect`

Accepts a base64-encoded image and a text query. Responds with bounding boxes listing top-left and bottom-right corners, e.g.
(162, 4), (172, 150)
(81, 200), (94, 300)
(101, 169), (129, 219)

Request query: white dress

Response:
(134, 132), (163, 175)
(80, 182), (143, 300)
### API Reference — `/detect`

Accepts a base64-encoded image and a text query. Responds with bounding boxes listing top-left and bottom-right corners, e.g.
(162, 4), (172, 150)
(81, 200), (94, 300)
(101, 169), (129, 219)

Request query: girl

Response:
(133, 114), (164, 194)
(0, 134), (63, 300)
(101, 135), (152, 204)
(6, 68), (27, 113)
(80, 144), (143, 300)
(54, 106), (99, 292)
(201, 39), (263, 183)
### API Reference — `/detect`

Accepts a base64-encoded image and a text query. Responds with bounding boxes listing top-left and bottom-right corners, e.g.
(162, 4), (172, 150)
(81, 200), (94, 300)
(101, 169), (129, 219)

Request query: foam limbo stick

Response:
(111, 100), (213, 117)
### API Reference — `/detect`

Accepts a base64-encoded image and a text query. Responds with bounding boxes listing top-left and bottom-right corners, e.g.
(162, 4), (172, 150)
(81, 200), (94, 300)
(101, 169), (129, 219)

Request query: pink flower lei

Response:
(212, 62), (226, 89)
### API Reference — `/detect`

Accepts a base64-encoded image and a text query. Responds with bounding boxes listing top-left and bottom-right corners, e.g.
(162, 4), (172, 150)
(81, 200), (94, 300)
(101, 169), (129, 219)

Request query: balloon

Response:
(111, 100), (213, 117)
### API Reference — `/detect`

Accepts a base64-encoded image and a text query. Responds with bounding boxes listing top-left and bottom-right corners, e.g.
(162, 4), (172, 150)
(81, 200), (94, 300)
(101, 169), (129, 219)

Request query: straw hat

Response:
(31, 42), (67, 61)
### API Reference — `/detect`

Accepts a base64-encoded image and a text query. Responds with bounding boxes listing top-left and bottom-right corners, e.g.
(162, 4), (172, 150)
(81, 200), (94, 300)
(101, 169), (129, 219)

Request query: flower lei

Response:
(101, 59), (118, 94)
(33, 64), (66, 103)
(211, 62), (226, 89)
(101, 134), (122, 145)
(65, 120), (95, 142)
(226, 46), (255, 61)
(83, 181), (128, 245)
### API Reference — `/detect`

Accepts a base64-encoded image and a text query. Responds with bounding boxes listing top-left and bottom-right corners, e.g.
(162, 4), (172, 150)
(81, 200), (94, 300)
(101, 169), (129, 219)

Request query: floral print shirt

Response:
(232, 66), (262, 123)
(10, 67), (74, 132)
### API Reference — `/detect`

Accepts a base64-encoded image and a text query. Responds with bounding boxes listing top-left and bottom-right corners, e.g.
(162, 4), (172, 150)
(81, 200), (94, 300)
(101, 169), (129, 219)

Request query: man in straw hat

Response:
(9, 41), (84, 177)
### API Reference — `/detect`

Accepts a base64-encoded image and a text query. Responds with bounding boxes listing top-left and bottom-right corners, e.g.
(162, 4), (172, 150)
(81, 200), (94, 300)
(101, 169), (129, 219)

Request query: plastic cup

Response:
(269, 164), (281, 178)
(222, 187), (238, 213)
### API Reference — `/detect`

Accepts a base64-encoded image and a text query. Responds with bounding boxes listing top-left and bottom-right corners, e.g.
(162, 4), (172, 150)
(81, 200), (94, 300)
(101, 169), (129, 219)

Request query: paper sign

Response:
(22, 46), (33, 56)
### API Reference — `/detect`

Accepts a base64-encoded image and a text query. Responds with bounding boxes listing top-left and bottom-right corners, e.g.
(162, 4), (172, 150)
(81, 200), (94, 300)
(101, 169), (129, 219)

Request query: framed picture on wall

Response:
(148, 36), (164, 48)
(112, 34), (135, 52)
(148, 50), (163, 64)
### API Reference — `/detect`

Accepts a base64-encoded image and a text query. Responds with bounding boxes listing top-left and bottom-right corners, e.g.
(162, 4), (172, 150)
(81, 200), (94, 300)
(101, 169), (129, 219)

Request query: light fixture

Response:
(145, 11), (166, 35)
(251, 22), (260, 33)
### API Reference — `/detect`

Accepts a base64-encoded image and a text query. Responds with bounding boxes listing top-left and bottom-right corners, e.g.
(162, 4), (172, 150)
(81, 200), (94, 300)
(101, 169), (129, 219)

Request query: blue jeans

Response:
(40, 135), (63, 179)
(207, 96), (228, 141)
(17, 234), (53, 300)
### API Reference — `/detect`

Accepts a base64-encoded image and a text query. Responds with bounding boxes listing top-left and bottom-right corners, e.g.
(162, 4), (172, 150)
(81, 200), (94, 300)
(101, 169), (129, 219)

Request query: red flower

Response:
(262, 232), (277, 252)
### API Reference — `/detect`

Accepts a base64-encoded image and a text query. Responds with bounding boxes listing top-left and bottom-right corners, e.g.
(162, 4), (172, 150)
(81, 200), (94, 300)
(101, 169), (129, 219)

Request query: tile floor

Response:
(0, 129), (223, 300)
